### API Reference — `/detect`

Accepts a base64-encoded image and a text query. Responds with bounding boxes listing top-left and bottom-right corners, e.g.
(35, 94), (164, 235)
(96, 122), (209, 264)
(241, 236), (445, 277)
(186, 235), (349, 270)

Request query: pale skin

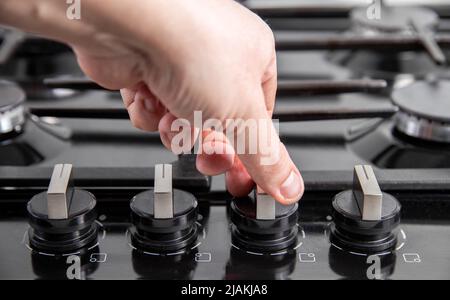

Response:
(0, 0), (304, 204)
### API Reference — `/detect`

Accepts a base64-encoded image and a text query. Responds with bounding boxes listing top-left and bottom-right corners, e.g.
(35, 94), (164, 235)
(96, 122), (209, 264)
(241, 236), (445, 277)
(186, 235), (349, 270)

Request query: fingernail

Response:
(280, 170), (303, 203)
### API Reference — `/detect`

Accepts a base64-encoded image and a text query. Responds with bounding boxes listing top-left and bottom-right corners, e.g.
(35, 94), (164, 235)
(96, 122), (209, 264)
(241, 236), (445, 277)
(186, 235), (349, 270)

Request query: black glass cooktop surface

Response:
(0, 189), (449, 280)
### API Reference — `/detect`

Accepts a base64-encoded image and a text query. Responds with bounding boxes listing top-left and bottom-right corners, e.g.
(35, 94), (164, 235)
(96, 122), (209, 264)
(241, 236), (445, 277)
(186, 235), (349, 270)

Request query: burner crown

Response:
(0, 81), (26, 136)
(392, 80), (450, 143)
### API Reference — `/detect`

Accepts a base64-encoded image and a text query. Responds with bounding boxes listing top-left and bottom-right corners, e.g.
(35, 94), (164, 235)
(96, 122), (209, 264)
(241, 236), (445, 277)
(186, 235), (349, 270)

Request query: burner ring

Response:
(392, 81), (450, 143)
(351, 6), (439, 33)
(394, 112), (450, 143)
(0, 81), (26, 136)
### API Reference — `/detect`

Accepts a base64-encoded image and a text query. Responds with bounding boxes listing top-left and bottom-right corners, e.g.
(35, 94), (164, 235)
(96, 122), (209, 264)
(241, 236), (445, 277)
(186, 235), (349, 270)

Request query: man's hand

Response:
(0, 0), (304, 204)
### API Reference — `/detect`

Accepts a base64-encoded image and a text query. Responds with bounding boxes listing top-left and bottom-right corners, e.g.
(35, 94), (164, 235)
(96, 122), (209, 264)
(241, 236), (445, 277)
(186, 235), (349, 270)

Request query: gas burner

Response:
(349, 121), (450, 169)
(328, 6), (445, 85)
(0, 81), (70, 166)
(0, 80), (26, 139)
(351, 6), (439, 34)
(392, 80), (450, 143)
(0, 34), (82, 99)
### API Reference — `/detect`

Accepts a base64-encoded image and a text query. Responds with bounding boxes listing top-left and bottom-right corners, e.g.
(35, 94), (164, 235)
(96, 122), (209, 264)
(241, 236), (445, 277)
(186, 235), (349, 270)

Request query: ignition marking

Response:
(191, 242), (202, 250)
(167, 250), (185, 256)
(400, 229), (406, 240)
(270, 251), (288, 256)
(246, 251), (264, 256)
(293, 242), (303, 250)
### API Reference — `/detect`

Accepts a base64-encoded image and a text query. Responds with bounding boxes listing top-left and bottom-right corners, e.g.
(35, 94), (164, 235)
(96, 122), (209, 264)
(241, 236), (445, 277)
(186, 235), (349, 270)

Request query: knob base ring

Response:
(130, 224), (199, 254)
(231, 225), (298, 254)
(330, 224), (398, 254)
(28, 223), (98, 254)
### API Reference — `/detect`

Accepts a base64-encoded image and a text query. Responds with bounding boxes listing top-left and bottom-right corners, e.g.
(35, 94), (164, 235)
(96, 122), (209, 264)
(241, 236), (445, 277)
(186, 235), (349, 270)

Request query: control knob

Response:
(230, 187), (299, 253)
(330, 165), (401, 254)
(27, 164), (98, 254)
(130, 164), (199, 253)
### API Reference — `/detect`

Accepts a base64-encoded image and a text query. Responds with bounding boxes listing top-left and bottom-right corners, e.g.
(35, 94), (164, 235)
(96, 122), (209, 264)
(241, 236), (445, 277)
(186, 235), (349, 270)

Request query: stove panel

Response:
(0, 190), (448, 280)
(1, 0), (450, 281)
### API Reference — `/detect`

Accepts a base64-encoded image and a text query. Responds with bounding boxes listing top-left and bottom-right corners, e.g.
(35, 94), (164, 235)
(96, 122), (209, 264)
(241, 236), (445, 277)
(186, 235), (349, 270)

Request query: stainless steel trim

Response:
(47, 164), (74, 220)
(154, 164), (173, 219)
(255, 186), (276, 220)
(353, 165), (383, 221)
(0, 105), (25, 135)
(395, 111), (450, 143)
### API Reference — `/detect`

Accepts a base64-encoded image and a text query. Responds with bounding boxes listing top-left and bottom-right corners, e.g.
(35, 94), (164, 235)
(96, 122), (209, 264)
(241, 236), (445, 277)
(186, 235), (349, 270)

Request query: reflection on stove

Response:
(328, 246), (396, 280)
(225, 248), (297, 280)
(132, 250), (198, 280)
(31, 246), (100, 280)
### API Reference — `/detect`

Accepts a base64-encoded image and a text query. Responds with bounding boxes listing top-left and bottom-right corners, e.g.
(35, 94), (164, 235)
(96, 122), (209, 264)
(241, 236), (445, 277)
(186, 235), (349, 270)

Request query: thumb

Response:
(235, 88), (304, 205)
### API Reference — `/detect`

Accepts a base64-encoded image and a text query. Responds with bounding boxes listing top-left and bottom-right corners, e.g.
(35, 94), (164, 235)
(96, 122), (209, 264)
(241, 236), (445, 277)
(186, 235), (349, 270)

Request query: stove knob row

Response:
(26, 163), (200, 255)
(330, 165), (401, 254)
(26, 163), (401, 256)
(26, 163), (300, 255)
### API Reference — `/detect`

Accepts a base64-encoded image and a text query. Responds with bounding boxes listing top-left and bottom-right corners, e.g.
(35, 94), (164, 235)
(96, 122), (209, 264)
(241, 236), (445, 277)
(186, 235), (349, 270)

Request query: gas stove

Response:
(0, 0), (450, 280)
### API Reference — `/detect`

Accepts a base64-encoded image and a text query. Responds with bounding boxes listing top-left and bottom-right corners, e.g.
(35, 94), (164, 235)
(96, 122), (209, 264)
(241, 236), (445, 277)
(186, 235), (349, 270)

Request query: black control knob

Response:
(27, 164), (98, 254)
(130, 164), (199, 253)
(330, 165), (401, 254)
(230, 188), (299, 253)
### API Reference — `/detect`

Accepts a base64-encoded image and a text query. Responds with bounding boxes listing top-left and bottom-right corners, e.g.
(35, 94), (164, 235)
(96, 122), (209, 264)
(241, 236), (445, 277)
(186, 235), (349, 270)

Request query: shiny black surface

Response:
(0, 190), (449, 279)
(1, 4), (450, 280)
(0, 38), (82, 99)
(0, 120), (68, 166)
(349, 123), (450, 169)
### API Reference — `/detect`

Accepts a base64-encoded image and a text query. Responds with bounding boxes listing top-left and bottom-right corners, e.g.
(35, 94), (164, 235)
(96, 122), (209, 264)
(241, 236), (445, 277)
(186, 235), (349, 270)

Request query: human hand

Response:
(0, 0), (304, 204)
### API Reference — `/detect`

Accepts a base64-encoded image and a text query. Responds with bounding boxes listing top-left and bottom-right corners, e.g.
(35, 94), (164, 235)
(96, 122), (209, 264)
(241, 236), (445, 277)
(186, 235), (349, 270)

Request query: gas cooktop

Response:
(1, 167), (449, 280)
(0, 0), (450, 280)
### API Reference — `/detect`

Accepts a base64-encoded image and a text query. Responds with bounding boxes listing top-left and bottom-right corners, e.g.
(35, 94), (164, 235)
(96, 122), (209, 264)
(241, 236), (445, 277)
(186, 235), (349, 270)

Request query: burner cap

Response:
(0, 81), (26, 136)
(351, 6), (439, 33)
(392, 80), (450, 143)
(0, 81), (25, 111)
